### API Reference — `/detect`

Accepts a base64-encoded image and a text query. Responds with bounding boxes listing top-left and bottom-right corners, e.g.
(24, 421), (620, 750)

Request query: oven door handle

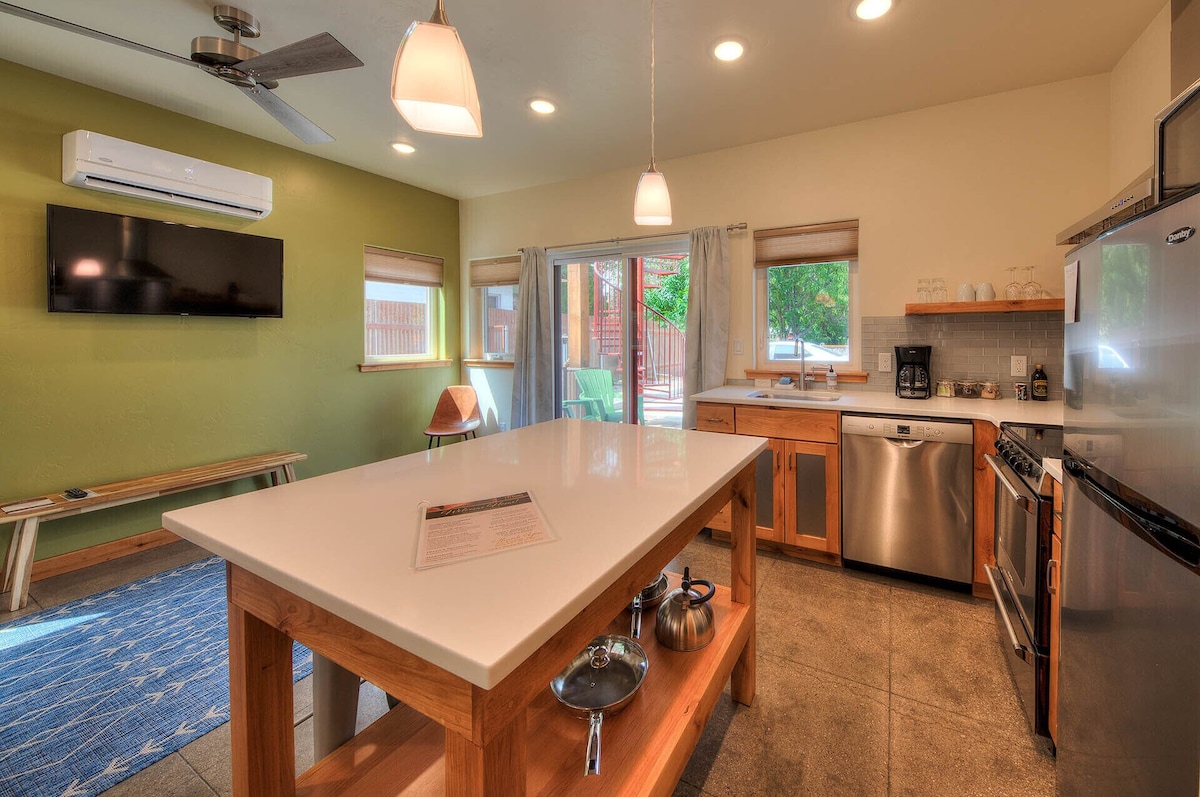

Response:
(984, 564), (1034, 664)
(984, 454), (1031, 511)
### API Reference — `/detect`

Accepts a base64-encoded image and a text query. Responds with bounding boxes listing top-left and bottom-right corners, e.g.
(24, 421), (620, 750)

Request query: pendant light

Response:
(391, 0), (482, 137)
(634, 0), (672, 225)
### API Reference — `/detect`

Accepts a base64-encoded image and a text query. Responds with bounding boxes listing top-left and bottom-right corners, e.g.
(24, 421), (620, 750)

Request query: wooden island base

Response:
(297, 583), (751, 797)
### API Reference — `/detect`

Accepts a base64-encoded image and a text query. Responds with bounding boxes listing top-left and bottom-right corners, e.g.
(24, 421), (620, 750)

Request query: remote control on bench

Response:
(64, 488), (88, 500)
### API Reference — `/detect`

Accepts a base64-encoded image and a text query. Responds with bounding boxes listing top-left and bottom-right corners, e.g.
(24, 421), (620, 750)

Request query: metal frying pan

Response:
(550, 634), (649, 776)
(629, 572), (669, 638)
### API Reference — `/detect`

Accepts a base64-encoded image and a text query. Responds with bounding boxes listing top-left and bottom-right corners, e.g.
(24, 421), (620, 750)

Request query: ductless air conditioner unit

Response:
(62, 130), (273, 219)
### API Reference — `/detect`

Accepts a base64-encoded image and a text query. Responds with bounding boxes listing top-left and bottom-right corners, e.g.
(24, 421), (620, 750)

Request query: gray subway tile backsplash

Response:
(850, 311), (1064, 400)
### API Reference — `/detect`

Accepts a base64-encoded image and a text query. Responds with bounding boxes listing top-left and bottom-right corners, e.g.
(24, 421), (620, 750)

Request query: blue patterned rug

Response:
(0, 556), (312, 797)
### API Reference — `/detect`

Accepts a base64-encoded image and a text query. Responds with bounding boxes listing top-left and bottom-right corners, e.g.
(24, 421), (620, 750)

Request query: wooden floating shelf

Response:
(296, 581), (752, 797)
(905, 298), (1065, 316)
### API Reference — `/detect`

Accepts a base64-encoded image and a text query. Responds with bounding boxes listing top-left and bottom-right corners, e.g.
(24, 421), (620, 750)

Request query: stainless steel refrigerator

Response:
(1059, 189), (1200, 796)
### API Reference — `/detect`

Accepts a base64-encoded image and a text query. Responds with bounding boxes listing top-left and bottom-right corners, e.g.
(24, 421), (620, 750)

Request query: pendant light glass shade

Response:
(635, 0), (671, 225)
(634, 165), (672, 225)
(390, 2), (482, 138)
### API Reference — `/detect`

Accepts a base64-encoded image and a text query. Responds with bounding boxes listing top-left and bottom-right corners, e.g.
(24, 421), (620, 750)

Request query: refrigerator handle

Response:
(1064, 460), (1200, 572)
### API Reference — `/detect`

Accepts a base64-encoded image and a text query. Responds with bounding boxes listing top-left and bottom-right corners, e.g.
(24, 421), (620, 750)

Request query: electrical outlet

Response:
(878, 352), (892, 372)
(499, 421), (508, 431)
(733, 339), (744, 355)
(1010, 355), (1028, 377)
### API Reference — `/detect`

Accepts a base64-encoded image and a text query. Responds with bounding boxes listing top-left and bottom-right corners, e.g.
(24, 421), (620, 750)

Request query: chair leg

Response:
(428, 436), (434, 450)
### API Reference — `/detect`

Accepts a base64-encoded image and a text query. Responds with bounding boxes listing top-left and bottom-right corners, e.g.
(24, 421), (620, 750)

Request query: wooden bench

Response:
(1, 451), (306, 612)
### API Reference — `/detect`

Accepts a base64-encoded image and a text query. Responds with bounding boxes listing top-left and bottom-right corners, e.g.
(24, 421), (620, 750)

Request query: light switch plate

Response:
(878, 352), (892, 372)
(1011, 355), (1028, 377)
(733, 339), (744, 355)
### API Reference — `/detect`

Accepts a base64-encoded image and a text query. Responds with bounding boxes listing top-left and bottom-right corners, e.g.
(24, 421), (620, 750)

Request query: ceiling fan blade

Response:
(0, 1), (195, 68)
(237, 84), (333, 144)
(237, 32), (363, 82)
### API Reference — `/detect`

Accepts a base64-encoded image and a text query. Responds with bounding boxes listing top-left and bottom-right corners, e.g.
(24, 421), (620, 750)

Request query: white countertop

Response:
(163, 419), (765, 689)
(693, 386), (1064, 427)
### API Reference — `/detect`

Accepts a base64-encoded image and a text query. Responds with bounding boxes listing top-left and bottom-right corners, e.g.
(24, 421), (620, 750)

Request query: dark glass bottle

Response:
(1031, 363), (1049, 401)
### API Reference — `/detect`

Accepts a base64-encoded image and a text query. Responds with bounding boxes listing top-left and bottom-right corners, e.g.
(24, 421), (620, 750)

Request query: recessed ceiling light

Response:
(529, 99), (556, 114)
(713, 39), (744, 62)
(853, 0), (893, 20)
(391, 142), (416, 154)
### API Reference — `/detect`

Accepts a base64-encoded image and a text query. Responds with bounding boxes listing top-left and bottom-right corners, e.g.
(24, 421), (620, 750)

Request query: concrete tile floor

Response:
(1, 534), (1055, 796)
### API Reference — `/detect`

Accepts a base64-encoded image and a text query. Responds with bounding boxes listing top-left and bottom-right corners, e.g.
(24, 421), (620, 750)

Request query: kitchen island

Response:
(163, 419), (765, 796)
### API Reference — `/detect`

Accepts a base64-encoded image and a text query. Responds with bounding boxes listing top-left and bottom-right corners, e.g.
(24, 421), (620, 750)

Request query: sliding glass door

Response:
(553, 240), (688, 428)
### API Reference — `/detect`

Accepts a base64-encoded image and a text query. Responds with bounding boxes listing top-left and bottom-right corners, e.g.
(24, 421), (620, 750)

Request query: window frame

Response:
(362, 246), (444, 363)
(468, 255), (521, 362)
(752, 221), (861, 371)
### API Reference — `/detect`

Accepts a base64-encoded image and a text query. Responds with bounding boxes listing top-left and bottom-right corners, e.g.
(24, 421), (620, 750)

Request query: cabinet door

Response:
(1048, 481), (1063, 744)
(707, 442), (784, 542)
(783, 440), (841, 555)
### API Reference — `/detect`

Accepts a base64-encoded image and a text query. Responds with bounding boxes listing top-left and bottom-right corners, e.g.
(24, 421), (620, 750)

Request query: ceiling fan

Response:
(0, 2), (363, 144)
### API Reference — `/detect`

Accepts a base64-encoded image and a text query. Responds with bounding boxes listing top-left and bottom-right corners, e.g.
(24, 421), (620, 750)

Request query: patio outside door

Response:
(555, 247), (688, 428)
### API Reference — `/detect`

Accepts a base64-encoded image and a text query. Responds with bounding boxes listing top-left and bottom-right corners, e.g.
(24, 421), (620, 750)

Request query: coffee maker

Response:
(895, 345), (932, 399)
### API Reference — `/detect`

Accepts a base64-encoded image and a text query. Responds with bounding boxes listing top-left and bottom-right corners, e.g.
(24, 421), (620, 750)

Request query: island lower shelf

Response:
(296, 580), (752, 797)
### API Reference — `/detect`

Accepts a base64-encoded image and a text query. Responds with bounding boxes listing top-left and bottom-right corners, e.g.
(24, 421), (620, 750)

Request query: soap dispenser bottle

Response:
(825, 365), (837, 390)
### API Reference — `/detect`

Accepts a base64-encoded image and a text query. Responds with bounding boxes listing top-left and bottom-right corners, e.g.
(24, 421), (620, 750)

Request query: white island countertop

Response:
(693, 386), (1063, 427)
(163, 418), (765, 689)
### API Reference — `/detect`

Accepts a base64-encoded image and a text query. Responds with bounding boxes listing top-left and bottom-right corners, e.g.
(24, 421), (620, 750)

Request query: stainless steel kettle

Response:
(654, 567), (716, 651)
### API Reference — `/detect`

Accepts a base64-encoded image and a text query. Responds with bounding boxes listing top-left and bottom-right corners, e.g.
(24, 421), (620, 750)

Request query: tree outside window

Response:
(765, 261), (850, 362)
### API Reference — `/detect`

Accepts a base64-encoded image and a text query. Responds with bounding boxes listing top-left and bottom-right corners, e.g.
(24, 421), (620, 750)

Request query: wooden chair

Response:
(424, 386), (482, 448)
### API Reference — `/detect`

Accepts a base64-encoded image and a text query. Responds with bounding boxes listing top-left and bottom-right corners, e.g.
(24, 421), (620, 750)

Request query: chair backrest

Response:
(574, 369), (616, 414)
(430, 385), (482, 429)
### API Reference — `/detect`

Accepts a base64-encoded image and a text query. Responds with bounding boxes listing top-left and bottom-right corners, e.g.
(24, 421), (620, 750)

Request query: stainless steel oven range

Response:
(983, 421), (1061, 742)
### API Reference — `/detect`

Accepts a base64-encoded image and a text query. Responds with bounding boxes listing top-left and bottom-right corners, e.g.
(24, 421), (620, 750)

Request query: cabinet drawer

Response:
(696, 403), (735, 433)
(734, 406), (838, 444)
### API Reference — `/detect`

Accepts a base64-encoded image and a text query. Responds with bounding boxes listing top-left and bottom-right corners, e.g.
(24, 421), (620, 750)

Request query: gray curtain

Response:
(510, 246), (555, 428)
(683, 227), (730, 429)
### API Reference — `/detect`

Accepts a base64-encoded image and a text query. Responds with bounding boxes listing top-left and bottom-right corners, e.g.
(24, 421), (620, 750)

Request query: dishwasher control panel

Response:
(841, 415), (974, 444)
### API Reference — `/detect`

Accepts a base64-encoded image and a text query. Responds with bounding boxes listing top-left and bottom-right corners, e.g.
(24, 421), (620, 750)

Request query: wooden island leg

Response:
(444, 712), (527, 797)
(228, 586), (296, 797)
(729, 461), (757, 706)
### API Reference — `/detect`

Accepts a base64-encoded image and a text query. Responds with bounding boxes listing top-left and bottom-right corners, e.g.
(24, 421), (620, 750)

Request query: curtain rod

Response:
(519, 222), (747, 254)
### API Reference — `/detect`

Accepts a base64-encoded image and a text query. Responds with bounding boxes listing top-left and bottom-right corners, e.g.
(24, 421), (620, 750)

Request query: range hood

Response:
(1055, 168), (1155, 246)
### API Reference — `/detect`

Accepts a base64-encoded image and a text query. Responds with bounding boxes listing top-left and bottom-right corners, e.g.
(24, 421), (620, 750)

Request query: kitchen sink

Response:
(749, 390), (842, 402)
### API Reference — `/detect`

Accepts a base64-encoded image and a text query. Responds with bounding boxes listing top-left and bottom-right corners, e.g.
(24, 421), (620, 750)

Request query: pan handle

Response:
(630, 595), (642, 639)
(585, 711), (603, 776)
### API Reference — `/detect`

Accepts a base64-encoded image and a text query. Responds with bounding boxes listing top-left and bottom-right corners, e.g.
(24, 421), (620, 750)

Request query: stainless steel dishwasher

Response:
(841, 414), (974, 585)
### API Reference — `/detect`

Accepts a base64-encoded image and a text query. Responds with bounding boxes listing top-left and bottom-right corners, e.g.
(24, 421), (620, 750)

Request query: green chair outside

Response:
(566, 368), (644, 423)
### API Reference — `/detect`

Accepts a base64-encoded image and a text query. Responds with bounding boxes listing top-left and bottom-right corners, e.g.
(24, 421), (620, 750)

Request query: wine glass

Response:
(1004, 267), (1022, 300)
(931, 278), (947, 302)
(1022, 266), (1042, 300)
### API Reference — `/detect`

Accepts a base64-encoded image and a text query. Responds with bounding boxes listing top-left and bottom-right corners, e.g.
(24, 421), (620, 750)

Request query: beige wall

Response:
(1110, 3), (1172, 193)
(463, 75), (1110, 382)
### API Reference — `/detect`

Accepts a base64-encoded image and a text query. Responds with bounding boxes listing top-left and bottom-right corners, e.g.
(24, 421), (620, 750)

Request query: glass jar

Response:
(936, 379), (955, 397)
(954, 380), (981, 398)
(980, 380), (1000, 399)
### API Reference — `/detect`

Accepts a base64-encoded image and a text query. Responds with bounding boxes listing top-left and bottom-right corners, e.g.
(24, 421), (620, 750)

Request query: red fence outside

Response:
(365, 299), (427, 357)
(486, 307), (518, 357)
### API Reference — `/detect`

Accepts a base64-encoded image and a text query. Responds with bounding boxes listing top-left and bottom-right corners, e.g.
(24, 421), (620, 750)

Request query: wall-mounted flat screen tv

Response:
(47, 204), (284, 318)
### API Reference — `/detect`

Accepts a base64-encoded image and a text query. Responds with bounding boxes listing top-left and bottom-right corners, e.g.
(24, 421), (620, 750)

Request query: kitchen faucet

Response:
(799, 338), (814, 390)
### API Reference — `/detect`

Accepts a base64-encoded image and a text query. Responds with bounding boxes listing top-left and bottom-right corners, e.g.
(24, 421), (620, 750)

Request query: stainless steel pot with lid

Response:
(550, 634), (649, 776)
(655, 567), (716, 651)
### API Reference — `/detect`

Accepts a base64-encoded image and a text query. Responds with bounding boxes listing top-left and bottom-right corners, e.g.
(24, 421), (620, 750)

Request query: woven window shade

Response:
(753, 220), (859, 268)
(469, 255), (521, 287)
(363, 246), (443, 287)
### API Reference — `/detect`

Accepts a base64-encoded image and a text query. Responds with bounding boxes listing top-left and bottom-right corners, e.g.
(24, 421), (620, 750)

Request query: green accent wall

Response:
(0, 59), (460, 561)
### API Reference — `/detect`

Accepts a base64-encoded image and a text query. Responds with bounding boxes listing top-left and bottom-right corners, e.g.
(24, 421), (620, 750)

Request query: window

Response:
(363, 246), (443, 361)
(754, 221), (860, 368)
(469, 256), (521, 361)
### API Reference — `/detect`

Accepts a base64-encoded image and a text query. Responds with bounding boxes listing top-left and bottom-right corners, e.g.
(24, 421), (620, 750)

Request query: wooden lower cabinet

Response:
(698, 402), (840, 558)
(1048, 479), (1063, 746)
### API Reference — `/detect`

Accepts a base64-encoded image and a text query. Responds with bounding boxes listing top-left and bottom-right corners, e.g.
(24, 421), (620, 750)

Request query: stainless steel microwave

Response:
(1155, 74), (1200, 202)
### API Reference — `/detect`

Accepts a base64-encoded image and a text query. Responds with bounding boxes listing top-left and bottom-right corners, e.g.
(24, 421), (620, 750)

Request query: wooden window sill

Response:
(463, 359), (515, 369)
(744, 368), (869, 384)
(359, 359), (453, 372)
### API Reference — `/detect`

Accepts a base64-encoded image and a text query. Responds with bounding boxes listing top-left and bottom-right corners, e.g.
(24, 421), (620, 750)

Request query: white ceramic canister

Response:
(956, 283), (976, 302)
(976, 282), (996, 301)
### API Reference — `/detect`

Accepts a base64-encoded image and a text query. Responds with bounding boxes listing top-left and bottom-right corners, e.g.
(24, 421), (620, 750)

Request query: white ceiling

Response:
(0, 0), (1164, 199)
